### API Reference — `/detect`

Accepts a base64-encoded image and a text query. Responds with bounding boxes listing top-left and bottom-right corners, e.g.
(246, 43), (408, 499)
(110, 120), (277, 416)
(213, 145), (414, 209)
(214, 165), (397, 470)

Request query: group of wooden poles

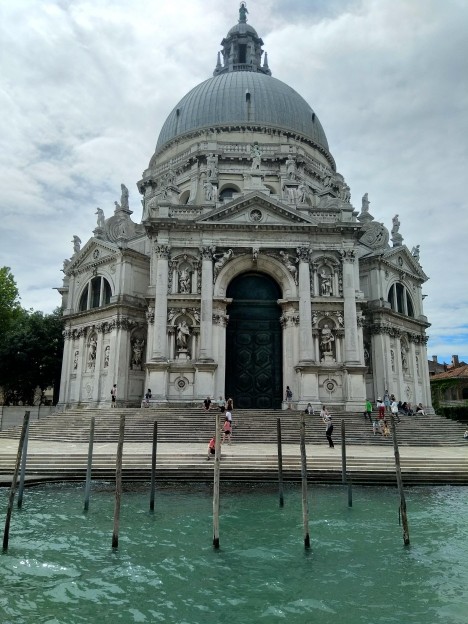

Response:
(2, 410), (410, 553)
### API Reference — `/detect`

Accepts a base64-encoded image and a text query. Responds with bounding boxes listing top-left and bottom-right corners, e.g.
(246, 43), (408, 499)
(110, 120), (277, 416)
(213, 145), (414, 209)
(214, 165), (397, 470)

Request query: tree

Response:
(0, 266), (21, 330)
(0, 308), (64, 405)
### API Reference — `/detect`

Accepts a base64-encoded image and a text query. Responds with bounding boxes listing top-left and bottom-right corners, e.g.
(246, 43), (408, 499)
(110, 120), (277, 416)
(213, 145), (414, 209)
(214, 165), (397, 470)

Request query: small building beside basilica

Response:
(57, 5), (432, 412)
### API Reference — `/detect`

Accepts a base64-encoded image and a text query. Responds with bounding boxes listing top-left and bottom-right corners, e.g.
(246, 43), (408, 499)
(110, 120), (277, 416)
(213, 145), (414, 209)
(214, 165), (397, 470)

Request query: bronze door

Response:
(225, 273), (282, 409)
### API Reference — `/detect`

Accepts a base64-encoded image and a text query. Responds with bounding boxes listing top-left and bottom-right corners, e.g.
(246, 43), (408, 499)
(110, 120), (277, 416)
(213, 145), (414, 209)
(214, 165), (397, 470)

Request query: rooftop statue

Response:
(121, 184), (129, 210)
(391, 214), (400, 235)
(362, 193), (370, 213)
(72, 235), (81, 254)
(239, 2), (248, 23)
(95, 207), (105, 228)
(411, 245), (420, 261)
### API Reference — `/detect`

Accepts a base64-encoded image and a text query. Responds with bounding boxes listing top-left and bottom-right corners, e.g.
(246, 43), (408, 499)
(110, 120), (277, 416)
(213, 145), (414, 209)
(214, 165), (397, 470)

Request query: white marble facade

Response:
(57, 7), (432, 411)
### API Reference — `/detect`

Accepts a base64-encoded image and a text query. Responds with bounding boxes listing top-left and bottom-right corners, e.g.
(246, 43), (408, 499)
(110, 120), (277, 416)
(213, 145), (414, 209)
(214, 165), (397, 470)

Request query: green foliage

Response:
(436, 404), (468, 423)
(0, 266), (21, 329)
(430, 378), (459, 410)
(0, 307), (64, 405)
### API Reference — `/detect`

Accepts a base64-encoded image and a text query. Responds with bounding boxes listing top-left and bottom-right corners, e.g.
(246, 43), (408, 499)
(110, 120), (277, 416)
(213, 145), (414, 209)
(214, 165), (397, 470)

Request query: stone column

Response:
(341, 250), (359, 364)
(297, 247), (314, 362)
(57, 328), (73, 408)
(152, 244), (170, 360)
(199, 246), (215, 361)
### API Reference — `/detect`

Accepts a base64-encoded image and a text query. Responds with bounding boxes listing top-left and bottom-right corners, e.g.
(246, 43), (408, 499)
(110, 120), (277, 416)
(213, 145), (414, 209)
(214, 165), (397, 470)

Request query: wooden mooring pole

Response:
(213, 413), (221, 549)
(347, 472), (353, 507)
(112, 414), (125, 549)
(299, 413), (310, 550)
(149, 421), (158, 512)
(17, 417), (30, 509)
(390, 414), (410, 546)
(3, 411), (30, 551)
(341, 419), (347, 485)
(83, 416), (95, 512)
(277, 418), (284, 508)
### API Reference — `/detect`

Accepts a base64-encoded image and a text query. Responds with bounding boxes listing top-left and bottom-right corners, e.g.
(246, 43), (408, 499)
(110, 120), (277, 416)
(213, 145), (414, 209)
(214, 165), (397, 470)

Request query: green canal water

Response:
(1, 482), (468, 624)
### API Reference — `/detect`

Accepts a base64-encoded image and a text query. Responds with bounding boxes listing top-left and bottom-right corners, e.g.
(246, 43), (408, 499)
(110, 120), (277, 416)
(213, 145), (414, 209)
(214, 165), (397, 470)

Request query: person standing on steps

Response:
(285, 386), (293, 409)
(206, 435), (216, 460)
(364, 398), (373, 422)
(391, 399), (401, 423)
(111, 384), (117, 408)
(217, 396), (225, 413)
(222, 417), (232, 445)
(322, 408), (334, 448)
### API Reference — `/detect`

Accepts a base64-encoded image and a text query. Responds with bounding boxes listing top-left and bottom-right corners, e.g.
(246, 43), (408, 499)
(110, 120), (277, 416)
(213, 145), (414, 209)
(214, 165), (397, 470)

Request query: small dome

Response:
(227, 22), (258, 37)
(155, 71), (329, 156)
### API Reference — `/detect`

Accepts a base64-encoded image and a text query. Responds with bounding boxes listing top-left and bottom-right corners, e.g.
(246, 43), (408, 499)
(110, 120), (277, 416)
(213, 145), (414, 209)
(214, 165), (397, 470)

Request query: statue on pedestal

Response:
(178, 268), (191, 293)
(176, 321), (190, 349)
(95, 207), (105, 227)
(250, 143), (262, 170)
(72, 235), (81, 254)
(320, 324), (335, 354)
(320, 270), (332, 296)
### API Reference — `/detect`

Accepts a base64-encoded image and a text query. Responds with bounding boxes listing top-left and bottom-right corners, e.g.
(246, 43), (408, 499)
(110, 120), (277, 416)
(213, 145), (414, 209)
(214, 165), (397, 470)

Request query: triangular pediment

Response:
(383, 246), (428, 280)
(197, 192), (319, 226)
(66, 238), (118, 273)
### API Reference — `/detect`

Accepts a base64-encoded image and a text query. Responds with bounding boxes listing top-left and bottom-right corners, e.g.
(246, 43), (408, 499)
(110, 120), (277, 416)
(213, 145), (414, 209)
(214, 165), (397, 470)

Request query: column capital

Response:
(200, 245), (216, 260)
(154, 244), (171, 259)
(296, 246), (311, 263)
(340, 249), (356, 263)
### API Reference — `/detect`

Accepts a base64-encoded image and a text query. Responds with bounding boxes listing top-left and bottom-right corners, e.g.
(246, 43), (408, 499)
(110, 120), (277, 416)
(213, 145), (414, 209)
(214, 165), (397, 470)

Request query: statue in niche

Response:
(206, 154), (218, 180)
(285, 155), (297, 179)
(132, 339), (144, 369)
(203, 180), (215, 201)
(72, 235), (81, 254)
(103, 346), (110, 368)
(121, 184), (129, 210)
(361, 193), (370, 213)
(73, 350), (79, 370)
(411, 245), (420, 261)
(286, 186), (296, 203)
(176, 321), (190, 349)
(178, 268), (191, 294)
(297, 182), (308, 203)
(320, 324), (335, 354)
(279, 251), (297, 284)
(320, 270), (332, 296)
(250, 143), (262, 170)
(214, 249), (233, 273)
(88, 338), (97, 369)
(401, 347), (408, 372)
(391, 214), (400, 236)
(95, 207), (105, 227)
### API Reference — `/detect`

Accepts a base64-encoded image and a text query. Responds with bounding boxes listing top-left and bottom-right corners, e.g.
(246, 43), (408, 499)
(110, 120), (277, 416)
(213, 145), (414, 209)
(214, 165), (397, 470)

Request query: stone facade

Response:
(57, 6), (432, 411)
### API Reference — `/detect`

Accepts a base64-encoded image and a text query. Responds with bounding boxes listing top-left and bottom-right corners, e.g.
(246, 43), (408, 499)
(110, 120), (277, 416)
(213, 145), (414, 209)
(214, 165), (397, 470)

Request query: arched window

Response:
(78, 277), (112, 311)
(387, 282), (415, 318)
(219, 186), (239, 201)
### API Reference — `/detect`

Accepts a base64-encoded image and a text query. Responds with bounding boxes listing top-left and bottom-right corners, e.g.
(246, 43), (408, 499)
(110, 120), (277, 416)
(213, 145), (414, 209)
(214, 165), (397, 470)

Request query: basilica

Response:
(57, 4), (432, 411)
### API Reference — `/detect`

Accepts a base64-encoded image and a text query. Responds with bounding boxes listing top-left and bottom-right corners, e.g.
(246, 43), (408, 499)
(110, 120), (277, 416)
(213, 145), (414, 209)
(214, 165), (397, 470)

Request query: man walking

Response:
(322, 408), (334, 448)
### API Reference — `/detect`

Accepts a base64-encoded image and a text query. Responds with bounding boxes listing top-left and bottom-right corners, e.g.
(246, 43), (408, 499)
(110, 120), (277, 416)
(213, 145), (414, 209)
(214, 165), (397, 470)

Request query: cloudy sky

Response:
(1, 0), (467, 364)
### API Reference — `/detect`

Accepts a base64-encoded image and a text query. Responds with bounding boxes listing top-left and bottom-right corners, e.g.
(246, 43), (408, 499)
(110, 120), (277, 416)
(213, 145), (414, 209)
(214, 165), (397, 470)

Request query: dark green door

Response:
(226, 273), (282, 409)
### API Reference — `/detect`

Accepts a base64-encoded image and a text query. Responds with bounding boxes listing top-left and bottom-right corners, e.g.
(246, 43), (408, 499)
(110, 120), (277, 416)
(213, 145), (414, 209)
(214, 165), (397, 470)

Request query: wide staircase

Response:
(0, 408), (467, 485)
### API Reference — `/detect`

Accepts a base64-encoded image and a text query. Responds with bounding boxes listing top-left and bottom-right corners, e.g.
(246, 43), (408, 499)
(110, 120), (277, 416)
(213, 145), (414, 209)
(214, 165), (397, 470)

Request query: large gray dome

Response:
(155, 71), (329, 155)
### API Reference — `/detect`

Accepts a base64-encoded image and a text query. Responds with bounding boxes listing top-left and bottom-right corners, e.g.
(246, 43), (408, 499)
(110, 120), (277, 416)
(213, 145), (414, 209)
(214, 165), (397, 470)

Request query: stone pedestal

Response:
(176, 349), (190, 361)
(243, 172), (269, 193)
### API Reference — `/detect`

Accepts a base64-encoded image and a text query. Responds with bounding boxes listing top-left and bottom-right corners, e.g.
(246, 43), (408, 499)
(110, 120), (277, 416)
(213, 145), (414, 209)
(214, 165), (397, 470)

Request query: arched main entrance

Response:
(225, 273), (282, 409)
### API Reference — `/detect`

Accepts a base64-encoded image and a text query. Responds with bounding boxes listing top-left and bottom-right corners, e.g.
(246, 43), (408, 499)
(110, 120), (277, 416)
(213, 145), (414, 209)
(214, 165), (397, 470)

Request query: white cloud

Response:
(0, 0), (467, 361)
